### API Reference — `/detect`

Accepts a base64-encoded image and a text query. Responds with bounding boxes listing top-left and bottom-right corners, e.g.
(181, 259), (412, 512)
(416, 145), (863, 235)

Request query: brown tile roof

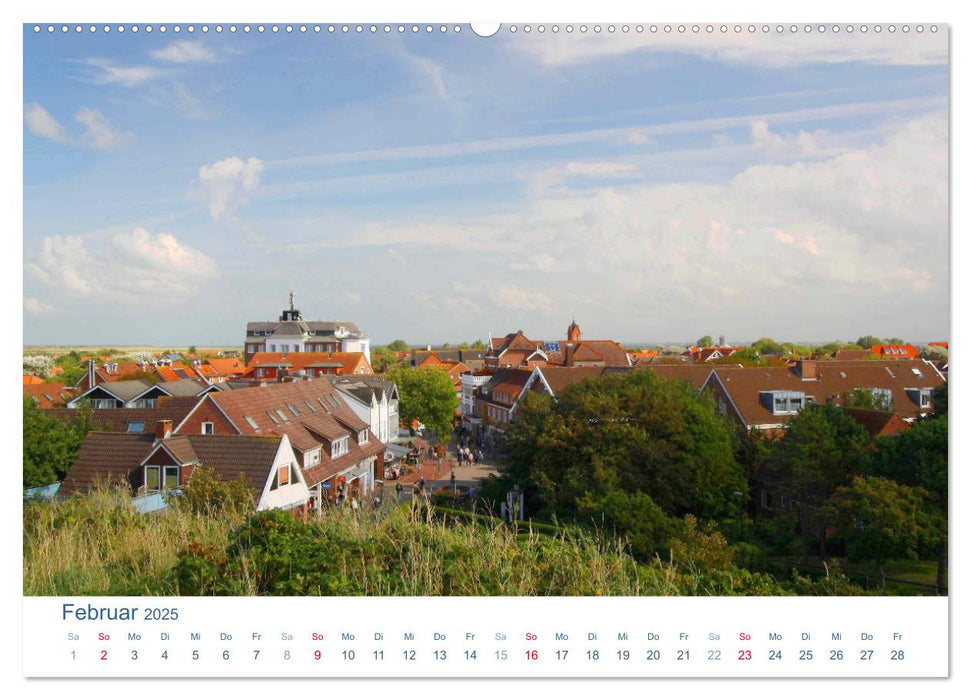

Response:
(535, 366), (606, 395)
(645, 364), (721, 389)
(707, 359), (943, 428)
(60, 432), (157, 496)
(839, 407), (911, 438)
(564, 340), (631, 367)
(45, 396), (202, 432)
(201, 378), (382, 485)
(171, 434), (285, 493)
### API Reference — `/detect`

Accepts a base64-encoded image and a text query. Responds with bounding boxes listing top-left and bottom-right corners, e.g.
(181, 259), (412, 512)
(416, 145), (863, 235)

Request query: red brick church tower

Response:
(567, 318), (582, 343)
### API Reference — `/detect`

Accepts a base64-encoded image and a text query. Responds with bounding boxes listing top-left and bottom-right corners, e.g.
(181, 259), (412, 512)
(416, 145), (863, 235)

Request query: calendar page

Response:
(18, 0), (955, 690)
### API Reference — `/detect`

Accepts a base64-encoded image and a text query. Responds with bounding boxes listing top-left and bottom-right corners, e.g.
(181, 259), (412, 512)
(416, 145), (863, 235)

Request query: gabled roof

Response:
(156, 434), (287, 494)
(60, 432), (157, 496)
(23, 374), (45, 386)
(533, 366), (606, 396)
(840, 407), (911, 438)
(45, 396), (202, 432)
(71, 379), (155, 404)
(206, 357), (246, 375)
(564, 340), (631, 367)
(706, 359), (944, 427)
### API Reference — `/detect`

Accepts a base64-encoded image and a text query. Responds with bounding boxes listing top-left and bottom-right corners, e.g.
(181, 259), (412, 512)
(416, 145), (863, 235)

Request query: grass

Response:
(24, 488), (884, 597)
(23, 489), (247, 595)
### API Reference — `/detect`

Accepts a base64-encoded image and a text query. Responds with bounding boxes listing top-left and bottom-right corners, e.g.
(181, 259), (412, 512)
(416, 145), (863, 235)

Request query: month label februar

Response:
(25, 597), (947, 678)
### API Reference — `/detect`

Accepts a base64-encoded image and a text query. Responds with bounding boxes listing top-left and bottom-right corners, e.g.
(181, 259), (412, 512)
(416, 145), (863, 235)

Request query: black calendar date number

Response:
(144, 607), (179, 621)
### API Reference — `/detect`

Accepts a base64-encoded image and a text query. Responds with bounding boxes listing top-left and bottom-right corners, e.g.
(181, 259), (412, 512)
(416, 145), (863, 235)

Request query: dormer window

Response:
(852, 387), (893, 411)
(359, 429), (369, 443)
(144, 465), (179, 492)
(905, 387), (932, 409)
(760, 390), (806, 415)
(331, 436), (350, 458)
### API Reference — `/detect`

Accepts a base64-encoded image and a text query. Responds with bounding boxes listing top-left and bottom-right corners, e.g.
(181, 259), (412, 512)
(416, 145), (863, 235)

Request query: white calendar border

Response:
(5, 0), (964, 695)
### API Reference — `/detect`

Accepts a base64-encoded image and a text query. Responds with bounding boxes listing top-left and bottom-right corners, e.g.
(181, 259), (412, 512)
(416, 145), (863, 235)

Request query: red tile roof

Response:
(23, 374), (45, 386)
(206, 357), (246, 376)
(245, 352), (372, 376)
(23, 382), (75, 408)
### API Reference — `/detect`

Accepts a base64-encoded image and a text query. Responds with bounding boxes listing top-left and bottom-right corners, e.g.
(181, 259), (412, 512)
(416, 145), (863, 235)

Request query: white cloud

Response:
(77, 57), (170, 87)
(565, 161), (642, 179)
(150, 41), (217, 64)
(75, 107), (129, 149)
(24, 103), (68, 142)
(26, 228), (218, 304)
(24, 297), (54, 314)
(513, 29), (948, 68)
(494, 285), (553, 312)
(196, 156), (264, 221)
(405, 53), (449, 100)
(270, 96), (941, 171)
(295, 112), (945, 338)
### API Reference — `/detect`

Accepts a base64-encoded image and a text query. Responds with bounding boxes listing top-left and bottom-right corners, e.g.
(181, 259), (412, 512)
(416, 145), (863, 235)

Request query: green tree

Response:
(751, 337), (784, 355)
(23, 399), (94, 488)
(504, 370), (746, 529)
(821, 476), (945, 590)
(370, 346), (402, 373)
(862, 405), (947, 592)
(471, 339), (486, 349)
(187, 345), (197, 354)
(696, 335), (713, 348)
(762, 404), (871, 555)
(856, 335), (882, 349)
(387, 339), (409, 352)
(386, 365), (458, 441)
(844, 388), (894, 412)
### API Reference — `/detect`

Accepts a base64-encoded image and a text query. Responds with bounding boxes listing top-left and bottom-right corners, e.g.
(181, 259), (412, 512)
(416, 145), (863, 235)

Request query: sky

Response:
(22, 24), (949, 347)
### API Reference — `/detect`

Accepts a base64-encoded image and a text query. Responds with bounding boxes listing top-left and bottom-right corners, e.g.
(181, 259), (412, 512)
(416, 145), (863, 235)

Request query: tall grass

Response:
(24, 488), (856, 596)
(23, 488), (246, 595)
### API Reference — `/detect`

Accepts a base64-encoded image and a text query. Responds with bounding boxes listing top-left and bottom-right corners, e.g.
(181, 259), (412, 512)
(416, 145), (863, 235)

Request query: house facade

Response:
(331, 376), (400, 445)
(60, 425), (310, 513)
(174, 377), (385, 511)
(701, 359), (944, 432)
(243, 293), (370, 364)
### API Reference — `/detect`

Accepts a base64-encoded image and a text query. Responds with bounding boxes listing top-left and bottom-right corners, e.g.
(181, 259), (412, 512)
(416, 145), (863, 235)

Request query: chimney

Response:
(155, 419), (173, 440)
(796, 359), (816, 380)
(88, 359), (97, 387)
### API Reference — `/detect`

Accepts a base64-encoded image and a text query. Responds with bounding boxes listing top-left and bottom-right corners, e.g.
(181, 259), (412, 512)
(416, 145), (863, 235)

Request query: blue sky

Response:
(23, 24), (949, 346)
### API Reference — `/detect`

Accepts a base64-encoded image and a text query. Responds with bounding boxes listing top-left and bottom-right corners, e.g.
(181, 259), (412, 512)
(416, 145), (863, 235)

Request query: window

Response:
(145, 466), (161, 491)
(761, 391), (806, 415)
(164, 466), (179, 491)
(306, 449), (320, 466)
(202, 422), (214, 435)
(288, 404), (301, 418)
(359, 429), (369, 443)
(273, 464), (291, 489)
(126, 421), (145, 433)
(760, 489), (773, 510)
(276, 409), (289, 423)
(331, 437), (349, 458)
(905, 388), (932, 409)
(305, 401), (317, 413)
(911, 367), (924, 377)
(244, 415), (259, 430)
(266, 410), (280, 424)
